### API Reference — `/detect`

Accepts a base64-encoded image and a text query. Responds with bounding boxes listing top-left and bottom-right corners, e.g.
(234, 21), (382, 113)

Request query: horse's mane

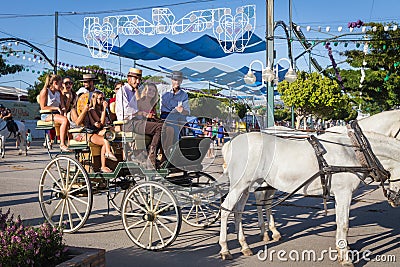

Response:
(363, 131), (400, 161)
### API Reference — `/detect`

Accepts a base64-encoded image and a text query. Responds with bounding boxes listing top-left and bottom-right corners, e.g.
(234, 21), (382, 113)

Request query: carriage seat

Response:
(67, 127), (102, 156)
(35, 110), (61, 130)
(111, 120), (152, 149)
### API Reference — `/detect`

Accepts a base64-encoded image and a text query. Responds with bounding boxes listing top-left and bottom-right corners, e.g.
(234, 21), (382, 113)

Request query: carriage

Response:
(36, 110), (226, 251)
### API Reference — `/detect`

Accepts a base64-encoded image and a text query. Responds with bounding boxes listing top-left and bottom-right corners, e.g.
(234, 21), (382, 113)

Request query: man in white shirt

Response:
(115, 67), (163, 168)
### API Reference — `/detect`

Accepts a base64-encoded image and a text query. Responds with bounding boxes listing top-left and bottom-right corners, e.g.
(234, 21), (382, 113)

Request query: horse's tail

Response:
(221, 140), (232, 175)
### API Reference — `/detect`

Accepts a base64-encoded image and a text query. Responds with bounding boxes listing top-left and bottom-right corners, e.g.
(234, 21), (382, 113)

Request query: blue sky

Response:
(0, 0), (399, 90)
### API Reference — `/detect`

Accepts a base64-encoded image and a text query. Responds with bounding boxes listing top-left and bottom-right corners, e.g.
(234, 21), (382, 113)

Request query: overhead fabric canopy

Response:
(159, 64), (289, 89)
(111, 32), (266, 61)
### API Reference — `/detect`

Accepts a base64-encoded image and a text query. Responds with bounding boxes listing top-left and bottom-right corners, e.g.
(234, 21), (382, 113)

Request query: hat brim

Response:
(79, 78), (99, 82)
(127, 73), (142, 78)
(166, 75), (185, 80)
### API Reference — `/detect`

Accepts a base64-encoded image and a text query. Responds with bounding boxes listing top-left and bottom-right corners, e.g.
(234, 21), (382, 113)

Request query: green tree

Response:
(277, 71), (352, 128)
(274, 107), (291, 122)
(342, 22), (400, 113)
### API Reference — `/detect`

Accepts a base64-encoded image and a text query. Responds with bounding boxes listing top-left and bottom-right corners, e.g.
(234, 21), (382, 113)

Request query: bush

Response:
(0, 208), (67, 267)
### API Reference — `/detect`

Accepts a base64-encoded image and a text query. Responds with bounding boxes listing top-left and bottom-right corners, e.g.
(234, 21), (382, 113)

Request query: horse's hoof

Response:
(241, 248), (253, 256)
(262, 234), (270, 242)
(341, 261), (354, 267)
(220, 251), (233, 260)
(272, 233), (281, 241)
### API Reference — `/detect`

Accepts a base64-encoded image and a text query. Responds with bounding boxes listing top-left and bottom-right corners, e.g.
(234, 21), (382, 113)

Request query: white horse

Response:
(0, 118), (27, 156)
(255, 110), (400, 245)
(219, 118), (400, 266)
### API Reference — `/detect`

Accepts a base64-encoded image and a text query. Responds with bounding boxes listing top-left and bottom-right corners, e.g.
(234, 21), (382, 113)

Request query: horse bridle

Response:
(393, 126), (400, 139)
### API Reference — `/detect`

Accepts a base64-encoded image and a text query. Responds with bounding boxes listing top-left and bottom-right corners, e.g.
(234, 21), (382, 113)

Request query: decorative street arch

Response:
(83, 5), (256, 58)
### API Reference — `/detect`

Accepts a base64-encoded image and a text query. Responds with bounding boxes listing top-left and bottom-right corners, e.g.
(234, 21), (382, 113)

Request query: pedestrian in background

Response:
(26, 129), (32, 149)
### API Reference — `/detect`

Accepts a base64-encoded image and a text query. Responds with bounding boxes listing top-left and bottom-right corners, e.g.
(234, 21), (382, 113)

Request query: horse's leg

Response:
(334, 189), (353, 266)
(265, 188), (281, 241)
(235, 190), (252, 256)
(219, 187), (247, 260)
(16, 134), (22, 155)
(254, 190), (269, 242)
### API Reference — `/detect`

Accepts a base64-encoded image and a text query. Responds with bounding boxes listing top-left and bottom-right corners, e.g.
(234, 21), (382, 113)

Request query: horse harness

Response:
(220, 120), (392, 215)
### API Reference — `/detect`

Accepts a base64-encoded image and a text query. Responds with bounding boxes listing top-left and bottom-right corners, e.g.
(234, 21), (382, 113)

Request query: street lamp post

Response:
(244, 58), (296, 127)
(266, 0), (274, 127)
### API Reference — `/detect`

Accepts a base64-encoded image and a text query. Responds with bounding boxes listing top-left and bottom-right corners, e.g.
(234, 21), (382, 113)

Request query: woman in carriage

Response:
(137, 83), (174, 164)
(69, 91), (117, 173)
(38, 74), (70, 152)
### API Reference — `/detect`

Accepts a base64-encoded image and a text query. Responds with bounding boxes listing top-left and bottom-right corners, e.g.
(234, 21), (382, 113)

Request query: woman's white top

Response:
(46, 88), (61, 107)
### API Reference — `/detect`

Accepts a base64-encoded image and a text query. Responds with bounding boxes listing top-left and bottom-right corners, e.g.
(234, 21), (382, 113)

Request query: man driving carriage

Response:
(0, 103), (19, 137)
(160, 71), (190, 142)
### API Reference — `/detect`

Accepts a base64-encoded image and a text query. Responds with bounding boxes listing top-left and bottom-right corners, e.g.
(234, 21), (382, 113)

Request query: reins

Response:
(219, 171), (323, 215)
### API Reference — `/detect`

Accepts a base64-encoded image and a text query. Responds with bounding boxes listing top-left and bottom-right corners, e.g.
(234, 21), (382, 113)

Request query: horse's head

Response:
(363, 131), (400, 207)
(387, 174), (400, 207)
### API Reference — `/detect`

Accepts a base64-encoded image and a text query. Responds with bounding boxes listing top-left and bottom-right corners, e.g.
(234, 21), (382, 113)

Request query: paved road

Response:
(0, 140), (399, 266)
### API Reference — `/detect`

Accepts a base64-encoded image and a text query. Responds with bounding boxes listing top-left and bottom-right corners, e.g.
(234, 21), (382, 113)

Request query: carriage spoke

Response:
(58, 198), (67, 228)
(157, 215), (178, 221)
(45, 170), (63, 190)
(68, 198), (84, 221)
(185, 205), (195, 220)
(154, 221), (165, 247)
(148, 222), (154, 248)
(55, 160), (65, 189)
(153, 191), (164, 211)
(149, 187), (154, 211)
(124, 211), (144, 217)
(66, 198), (74, 230)
(154, 203), (174, 215)
(68, 184), (88, 195)
(127, 197), (148, 213)
(41, 184), (62, 194)
(198, 205), (209, 222)
(41, 195), (60, 205)
(67, 169), (82, 191)
(137, 221), (150, 240)
(68, 193), (89, 206)
(156, 219), (174, 235)
(49, 198), (63, 218)
(195, 205), (199, 222)
(126, 219), (146, 230)
(137, 189), (150, 211)
(65, 160), (71, 186)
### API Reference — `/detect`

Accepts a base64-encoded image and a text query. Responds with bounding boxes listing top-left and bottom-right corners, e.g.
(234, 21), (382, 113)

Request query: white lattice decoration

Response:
(83, 5), (256, 58)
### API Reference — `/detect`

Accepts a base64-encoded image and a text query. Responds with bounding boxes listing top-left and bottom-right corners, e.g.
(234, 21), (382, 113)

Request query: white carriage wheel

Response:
(0, 136), (4, 158)
(122, 181), (181, 250)
(38, 156), (92, 233)
(108, 175), (137, 213)
(181, 171), (222, 228)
